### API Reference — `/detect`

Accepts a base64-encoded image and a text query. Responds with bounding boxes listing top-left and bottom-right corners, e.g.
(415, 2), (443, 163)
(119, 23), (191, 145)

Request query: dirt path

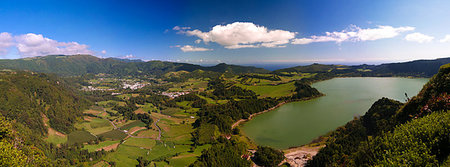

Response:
(155, 119), (162, 140)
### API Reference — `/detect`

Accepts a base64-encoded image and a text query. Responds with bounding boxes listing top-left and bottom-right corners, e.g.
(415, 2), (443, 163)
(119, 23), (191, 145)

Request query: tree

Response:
(253, 146), (284, 167)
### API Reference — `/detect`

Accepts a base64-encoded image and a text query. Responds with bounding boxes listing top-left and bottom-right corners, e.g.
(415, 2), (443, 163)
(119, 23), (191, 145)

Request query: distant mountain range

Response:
(0, 54), (448, 77)
(275, 57), (450, 77)
(0, 55), (269, 76)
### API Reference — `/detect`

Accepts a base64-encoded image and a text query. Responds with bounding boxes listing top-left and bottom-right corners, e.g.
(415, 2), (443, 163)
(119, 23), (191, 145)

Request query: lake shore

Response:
(231, 94), (324, 129)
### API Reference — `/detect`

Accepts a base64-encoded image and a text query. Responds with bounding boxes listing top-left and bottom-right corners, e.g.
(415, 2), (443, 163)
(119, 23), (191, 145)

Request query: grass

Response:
(123, 138), (156, 149)
(168, 154), (198, 167)
(161, 108), (182, 116)
(148, 142), (191, 161)
(67, 130), (97, 145)
(83, 140), (121, 152)
(162, 123), (194, 145)
(120, 120), (146, 130)
(75, 117), (113, 135)
(98, 129), (128, 140)
(236, 81), (296, 98)
(104, 144), (149, 167)
(136, 129), (159, 138)
(45, 132), (67, 145)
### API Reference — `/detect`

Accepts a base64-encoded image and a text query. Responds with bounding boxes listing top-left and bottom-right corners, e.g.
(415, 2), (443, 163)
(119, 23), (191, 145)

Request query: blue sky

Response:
(0, 0), (450, 65)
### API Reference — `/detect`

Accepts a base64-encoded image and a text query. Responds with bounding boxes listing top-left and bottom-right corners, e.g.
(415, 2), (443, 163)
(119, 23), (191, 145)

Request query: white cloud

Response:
(176, 45), (212, 52)
(121, 54), (135, 59)
(439, 34), (450, 43)
(15, 33), (94, 57)
(292, 25), (415, 45)
(101, 50), (107, 54)
(0, 32), (14, 55)
(173, 26), (191, 31)
(404, 32), (434, 43)
(179, 22), (296, 49)
(194, 39), (202, 44)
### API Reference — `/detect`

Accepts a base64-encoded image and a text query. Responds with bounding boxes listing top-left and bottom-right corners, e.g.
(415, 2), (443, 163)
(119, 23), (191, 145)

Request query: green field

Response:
(120, 120), (146, 130)
(98, 129), (128, 140)
(161, 107), (182, 116)
(75, 117), (114, 135)
(45, 133), (67, 145)
(83, 140), (121, 152)
(104, 144), (149, 166)
(122, 138), (156, 149)
(161, 123), (194, 145)
(67, 130), (97, 145)
(236, 81), (296, 98)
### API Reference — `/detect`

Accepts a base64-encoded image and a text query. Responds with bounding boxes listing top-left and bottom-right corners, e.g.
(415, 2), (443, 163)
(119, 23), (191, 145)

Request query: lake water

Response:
(241, 77), (429, 149)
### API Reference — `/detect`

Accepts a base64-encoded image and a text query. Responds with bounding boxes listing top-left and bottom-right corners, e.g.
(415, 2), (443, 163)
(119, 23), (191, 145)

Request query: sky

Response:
(1, 0), (450, 65)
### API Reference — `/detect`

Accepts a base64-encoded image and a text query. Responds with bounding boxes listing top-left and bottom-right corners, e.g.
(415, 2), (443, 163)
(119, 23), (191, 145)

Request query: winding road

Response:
(155, 119), (161, 140)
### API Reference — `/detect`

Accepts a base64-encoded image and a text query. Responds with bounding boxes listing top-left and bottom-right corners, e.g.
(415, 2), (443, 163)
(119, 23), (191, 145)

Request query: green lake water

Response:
(242, 77), (429, 149)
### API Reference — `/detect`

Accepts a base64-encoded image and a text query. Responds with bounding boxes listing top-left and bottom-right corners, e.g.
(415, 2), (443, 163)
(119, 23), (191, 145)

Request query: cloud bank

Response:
(292, 25), (415, 45)
(0, 32), (14, 55)
(439, 34), (450, 43)
(176, 22), (421, 50)
(179, 22), (296, 49)
(0, 32), (94, 57)
(176, 45), (212, 52)
(404, 32), (434, 43)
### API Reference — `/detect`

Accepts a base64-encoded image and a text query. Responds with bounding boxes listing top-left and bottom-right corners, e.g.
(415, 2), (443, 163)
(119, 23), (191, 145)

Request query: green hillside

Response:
(307, 64), (450, 166)
(0, 55), (270, 76)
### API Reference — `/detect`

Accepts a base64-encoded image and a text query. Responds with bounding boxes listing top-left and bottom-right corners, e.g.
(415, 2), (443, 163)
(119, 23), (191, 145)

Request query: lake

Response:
(241, 77), (429, 149)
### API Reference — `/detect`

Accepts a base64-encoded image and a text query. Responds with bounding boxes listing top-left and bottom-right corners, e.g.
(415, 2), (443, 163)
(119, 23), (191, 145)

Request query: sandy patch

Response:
(97, 143), (120, 152)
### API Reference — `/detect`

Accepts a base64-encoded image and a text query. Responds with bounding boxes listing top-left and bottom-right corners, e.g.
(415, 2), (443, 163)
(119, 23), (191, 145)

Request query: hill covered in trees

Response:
(306, 64), (450, 166)
(275, 57), (450, 77)
(0, 55), (270, 76)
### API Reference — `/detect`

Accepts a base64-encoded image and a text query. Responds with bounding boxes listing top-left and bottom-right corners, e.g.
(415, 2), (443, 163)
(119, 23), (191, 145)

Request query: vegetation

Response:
(0, 54), (448, 166)
(253, 146), (284, 167)
(190, 138), (250, 167)
(307, 64), (450, 167)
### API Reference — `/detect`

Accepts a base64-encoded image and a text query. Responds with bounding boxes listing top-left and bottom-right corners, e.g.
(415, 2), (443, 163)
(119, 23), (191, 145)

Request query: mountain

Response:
(0, 55), (270, 76)
(274, 63), (346, 73)
(307, 64), (450, 166)
(371, 57), (450, 77)
(0, 71), (90, 135)
(206, 63), (270, 74)
(275, 57), (450, 77)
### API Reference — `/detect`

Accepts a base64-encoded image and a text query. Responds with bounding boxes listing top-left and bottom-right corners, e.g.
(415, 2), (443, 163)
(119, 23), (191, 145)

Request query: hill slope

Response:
(0, 55), (270, 76)
(276, 57), (450, 77)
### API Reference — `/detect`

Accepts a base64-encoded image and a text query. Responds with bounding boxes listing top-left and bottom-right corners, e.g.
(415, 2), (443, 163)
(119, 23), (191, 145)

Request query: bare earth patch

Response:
(48, 127), (66, 137)
(83, 116), (94, 121)
(134, 108), (146, 114)
(42, 113), (66, 137)
(97, 143), (120, 152)
(129, 126), (147, 135)
(84, 109), (102, 115)
(283, 145), (324, 167)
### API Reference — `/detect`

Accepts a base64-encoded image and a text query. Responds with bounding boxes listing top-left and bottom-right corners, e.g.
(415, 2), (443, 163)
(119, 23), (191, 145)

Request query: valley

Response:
(0, 55), (448, 167)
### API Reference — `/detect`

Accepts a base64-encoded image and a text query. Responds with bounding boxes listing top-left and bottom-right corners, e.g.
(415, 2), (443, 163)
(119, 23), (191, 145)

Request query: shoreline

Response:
(231, 94), (324, 129)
